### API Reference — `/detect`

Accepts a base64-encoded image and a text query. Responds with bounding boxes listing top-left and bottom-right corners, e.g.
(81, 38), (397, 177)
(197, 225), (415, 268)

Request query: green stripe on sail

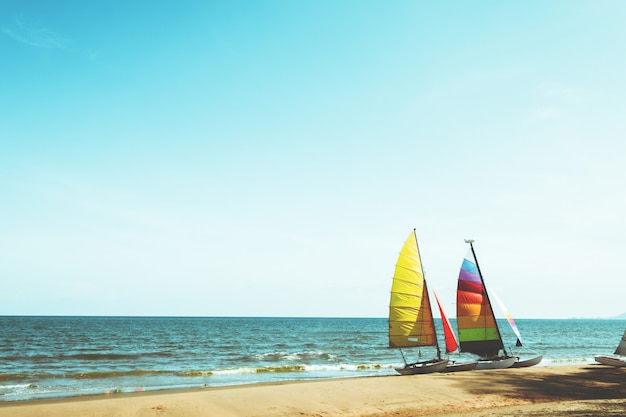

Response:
(458, 328), (500, 342)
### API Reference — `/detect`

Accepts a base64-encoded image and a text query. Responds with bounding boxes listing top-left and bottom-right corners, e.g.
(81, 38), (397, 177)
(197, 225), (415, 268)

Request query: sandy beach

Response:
(0, 364), (623, 417)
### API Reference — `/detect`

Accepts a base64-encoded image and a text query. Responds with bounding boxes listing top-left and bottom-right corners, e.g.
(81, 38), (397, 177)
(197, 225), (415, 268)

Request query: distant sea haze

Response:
(569, 312), (626, 319)
(1, 316), (624, 401)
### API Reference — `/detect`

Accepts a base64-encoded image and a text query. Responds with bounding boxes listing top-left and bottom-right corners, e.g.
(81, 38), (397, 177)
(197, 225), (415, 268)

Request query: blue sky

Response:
(1, 1), (625, 318)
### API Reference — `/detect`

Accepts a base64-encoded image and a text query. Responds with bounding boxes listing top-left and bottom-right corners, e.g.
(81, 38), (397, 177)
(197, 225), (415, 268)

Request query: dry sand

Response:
(0, 364), (623, 417)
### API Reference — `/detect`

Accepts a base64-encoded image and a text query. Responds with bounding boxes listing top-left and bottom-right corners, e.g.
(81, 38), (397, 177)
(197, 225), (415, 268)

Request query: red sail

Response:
(434, 291), (458, 354)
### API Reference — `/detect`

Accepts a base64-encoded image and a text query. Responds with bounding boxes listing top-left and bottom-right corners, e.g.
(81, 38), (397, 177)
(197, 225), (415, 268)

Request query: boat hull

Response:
(474, 356), (516, 370)
(595, 355), (626, 367)
(442, 360), (478, 372)
(395, 359), (448, 375)
(511, 355), (543, 368)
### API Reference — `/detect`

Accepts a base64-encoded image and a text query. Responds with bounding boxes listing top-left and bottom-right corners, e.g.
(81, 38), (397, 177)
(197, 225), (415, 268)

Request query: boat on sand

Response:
(456, 239), (517, 370)
(388, 230), (448, 375)
(595, 329), (626, 367)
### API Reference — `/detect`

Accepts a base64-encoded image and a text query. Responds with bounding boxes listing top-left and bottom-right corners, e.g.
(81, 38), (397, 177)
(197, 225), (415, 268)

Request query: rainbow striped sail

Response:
(456, 245), (504, 358)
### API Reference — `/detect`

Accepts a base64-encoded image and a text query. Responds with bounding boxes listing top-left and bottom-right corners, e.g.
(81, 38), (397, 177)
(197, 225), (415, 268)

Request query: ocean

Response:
(1, 316), (624, 402)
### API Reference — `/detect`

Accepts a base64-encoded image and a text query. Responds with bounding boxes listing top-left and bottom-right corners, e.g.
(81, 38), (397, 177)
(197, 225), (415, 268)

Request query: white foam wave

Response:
(303, 363), (397, 372)
(0, 383), (33, 389)
(252, 350), (338, 362)
(210, 367), (258, 375)
(206, 362), (398, 376)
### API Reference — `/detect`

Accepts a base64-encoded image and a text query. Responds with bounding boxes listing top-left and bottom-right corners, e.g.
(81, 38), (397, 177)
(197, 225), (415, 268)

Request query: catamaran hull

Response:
(395, 359), (448, 375)
(595, 355), (626, 367)
(511, 355), (543, 368)
(442, 361), (478, 372)
(474, 356), (516, 370)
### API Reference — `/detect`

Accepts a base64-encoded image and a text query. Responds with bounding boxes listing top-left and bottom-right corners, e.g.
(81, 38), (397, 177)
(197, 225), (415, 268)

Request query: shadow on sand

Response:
(442, 365), (625, 417)
(458, 365), (624, 401)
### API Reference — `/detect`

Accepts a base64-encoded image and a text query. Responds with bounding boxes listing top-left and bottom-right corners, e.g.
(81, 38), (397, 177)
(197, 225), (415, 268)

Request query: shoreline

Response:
(0, 359), (598, 404)
(0, 364), (624, 417)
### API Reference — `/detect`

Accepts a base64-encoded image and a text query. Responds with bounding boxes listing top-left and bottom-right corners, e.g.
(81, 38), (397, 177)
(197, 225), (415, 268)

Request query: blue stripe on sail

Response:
(461, 258), (478, 275)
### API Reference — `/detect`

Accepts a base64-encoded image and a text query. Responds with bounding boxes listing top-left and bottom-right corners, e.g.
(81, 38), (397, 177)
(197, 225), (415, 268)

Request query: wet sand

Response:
(0, 364), (623, 417)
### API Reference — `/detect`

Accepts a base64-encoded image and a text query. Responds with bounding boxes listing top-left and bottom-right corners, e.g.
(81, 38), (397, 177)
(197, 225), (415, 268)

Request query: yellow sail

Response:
(388, 231), (437, 348)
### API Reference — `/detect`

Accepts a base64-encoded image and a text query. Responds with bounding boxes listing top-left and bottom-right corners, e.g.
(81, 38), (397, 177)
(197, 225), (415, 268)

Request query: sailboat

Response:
(434, 291), (478, 372)
(456, 239), (516, 370)
(490, 290), (542, 368)
(595, 329), (626, 367)
(388, 230), (448, 375)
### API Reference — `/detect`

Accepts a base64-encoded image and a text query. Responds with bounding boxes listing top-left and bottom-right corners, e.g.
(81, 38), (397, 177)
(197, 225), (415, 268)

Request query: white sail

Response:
(491, 289), (523, 345)
(614, 329), (626, 356)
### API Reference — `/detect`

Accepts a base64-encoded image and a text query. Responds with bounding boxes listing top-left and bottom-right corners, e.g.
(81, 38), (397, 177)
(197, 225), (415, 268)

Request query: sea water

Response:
(0, 316), (624, 401)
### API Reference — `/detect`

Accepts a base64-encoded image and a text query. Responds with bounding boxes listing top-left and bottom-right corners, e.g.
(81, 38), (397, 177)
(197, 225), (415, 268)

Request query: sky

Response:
(1, 1), (625, 319)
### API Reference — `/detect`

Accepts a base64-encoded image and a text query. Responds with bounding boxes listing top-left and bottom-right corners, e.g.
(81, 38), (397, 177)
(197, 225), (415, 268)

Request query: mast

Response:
(415, 230), (441, 359)
(465, 239), (508, 357)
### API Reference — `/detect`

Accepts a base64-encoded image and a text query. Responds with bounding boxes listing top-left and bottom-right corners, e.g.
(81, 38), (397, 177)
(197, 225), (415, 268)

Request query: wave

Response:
(0, 369), (211, 382)
(544, 357), (593, 365)
(0, 362), (399, 383)
(0, 373), (51, 382)
(304, 363), (392, 371)
(256, 365), (306, 373)
(176, 370), (214, 377)
(0, 383), (35, 390)
(70, 370), (176, 379)
(210, 363), (394, 376)
(249, 350), (338, 362)
(66, 351), (177, 360)
(0, 351), (177, 362)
